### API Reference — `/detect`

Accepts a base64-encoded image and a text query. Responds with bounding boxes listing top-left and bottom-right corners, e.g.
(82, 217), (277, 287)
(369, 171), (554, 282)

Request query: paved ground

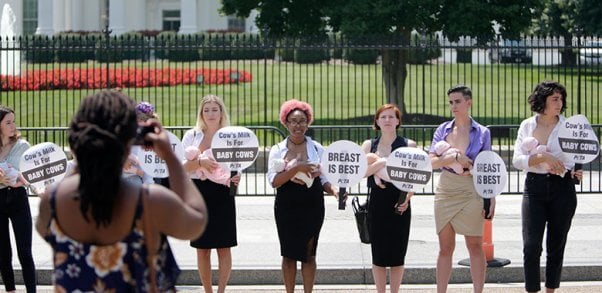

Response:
(13, 282), (602, 292)
(4, 172), (602, 291)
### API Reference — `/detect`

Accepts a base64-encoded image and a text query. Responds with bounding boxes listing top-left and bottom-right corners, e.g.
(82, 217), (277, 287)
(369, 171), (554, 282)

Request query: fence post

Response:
(102, 25), (112, 89)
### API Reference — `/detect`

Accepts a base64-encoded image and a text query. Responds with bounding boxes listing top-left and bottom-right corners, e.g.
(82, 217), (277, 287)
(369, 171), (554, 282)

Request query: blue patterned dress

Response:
(44, 188), (180, 292)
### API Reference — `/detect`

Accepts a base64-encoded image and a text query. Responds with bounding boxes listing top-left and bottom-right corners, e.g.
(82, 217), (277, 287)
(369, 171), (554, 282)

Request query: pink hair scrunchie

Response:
(279, 99), (314, 126)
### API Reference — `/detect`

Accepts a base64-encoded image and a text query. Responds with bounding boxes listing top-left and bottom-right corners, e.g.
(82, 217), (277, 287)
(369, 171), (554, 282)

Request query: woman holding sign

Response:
(182, 94), (241, 293)
(361, 104), (417, 293)
(267, 99), (339, 293)
(512, 81), (582, 293)
(0, 106), (36, 293)
(428, 85), (493, 293)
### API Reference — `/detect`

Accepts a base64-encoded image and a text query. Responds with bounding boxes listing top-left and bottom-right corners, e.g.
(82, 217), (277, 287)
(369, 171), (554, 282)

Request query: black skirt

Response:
(368, 181), (411, 267)
(274, 178), (324, 262)
(190, 179), (237, 248)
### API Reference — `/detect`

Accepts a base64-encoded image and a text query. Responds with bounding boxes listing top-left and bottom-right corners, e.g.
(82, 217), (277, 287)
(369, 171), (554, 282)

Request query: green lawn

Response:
(2, 60), (600, 130)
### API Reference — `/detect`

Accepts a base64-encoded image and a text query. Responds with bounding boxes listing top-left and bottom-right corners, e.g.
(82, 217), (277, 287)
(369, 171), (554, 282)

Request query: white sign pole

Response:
(320, 140), (367, 210)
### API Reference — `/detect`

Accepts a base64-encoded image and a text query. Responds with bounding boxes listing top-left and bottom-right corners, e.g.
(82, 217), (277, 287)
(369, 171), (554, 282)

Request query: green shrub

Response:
(199, 33), (232, 60)
(155, 32), (200, 62)
(294, 36), (330, 64)
(407, 34), (442, 64)
(23, 35), (54, 63)
(344, 49), (379, 64)
(456, 49), (472, 63)
(55, 33), (96, 62)
(329, 33), (343, 59)
(231, 33), (275, 60)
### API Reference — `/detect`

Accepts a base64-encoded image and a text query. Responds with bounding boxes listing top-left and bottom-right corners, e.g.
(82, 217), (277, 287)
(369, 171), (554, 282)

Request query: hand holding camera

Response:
(134, 120), (174, 161)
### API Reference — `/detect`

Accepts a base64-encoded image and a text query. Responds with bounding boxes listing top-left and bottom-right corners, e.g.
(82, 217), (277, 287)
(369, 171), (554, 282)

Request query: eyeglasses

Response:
(287, 120), (308, 127)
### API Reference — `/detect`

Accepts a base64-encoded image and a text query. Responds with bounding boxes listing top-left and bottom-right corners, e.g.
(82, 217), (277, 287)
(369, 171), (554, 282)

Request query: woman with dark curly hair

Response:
(36, 90), (207, 292)
(512, 81), (582, 292)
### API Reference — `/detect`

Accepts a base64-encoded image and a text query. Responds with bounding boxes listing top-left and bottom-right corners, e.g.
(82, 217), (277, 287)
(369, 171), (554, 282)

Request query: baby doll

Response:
(0, 162), (28, 187)
(365, 153), (390, 188)
(185, 146), (232, 186)
(433, 140), (464, 174)
(520, 137), (551, 170)
(269, 155), (314, 187)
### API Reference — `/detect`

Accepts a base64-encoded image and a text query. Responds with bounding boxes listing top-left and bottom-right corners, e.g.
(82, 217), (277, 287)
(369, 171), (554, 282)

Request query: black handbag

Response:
(352, 191), (370, 244)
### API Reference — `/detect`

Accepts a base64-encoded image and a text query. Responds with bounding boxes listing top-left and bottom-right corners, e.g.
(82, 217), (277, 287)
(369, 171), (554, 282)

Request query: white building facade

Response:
(1, 0), (258, 36)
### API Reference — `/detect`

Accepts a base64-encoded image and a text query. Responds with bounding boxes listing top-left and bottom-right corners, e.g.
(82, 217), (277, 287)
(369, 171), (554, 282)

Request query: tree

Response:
(532, 0), (602, 66)
(222, 0), (541, 118)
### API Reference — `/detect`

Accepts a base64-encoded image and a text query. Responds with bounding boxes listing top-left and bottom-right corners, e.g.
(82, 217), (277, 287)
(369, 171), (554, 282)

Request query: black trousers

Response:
(0, 187), (36, 292)
(522, 172), (577, 292)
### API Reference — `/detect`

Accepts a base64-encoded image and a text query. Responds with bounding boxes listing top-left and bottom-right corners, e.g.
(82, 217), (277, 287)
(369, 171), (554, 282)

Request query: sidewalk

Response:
(11, 192), (602, 287)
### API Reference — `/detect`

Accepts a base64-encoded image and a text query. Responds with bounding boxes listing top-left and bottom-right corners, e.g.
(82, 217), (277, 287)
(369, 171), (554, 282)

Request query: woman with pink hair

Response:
(267, 99), (340, 293)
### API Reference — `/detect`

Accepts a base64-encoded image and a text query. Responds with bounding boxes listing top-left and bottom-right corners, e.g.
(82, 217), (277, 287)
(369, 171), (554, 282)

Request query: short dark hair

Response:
(447, 85), (472, 100)
(528, 81), (567, 114)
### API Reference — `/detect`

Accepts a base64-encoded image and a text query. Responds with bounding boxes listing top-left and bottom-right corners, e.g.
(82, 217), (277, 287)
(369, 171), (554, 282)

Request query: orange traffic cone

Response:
(459, 219), (511, 267)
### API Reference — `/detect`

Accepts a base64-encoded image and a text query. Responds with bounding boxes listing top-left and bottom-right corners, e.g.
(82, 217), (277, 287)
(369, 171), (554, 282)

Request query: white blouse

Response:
(267, 136), (329, 186)
(512, 114), (575, 174)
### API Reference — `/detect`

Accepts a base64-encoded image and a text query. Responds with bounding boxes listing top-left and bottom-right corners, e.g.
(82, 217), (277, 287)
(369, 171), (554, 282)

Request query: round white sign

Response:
(471, 151), (507, 198)
(320, 140), (367, 188)
(211, 126), (259, 171)
(558, 115), (600, 164)
(385, 147), (432, 192)
(19, 142), (68, 193)
(137, 130), (184, 178)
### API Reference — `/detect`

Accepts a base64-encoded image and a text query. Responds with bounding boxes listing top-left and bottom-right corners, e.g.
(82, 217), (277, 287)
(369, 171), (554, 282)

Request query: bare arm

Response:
(35, 191), (52, 237)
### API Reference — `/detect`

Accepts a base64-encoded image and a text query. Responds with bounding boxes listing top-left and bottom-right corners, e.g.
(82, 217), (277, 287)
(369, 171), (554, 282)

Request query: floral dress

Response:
(44, 188), (179, 292)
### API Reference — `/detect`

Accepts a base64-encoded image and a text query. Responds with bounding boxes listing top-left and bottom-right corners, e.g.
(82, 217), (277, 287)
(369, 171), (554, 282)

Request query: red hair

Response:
(279, 99), (314, 126)
(373, 104), (401, 130)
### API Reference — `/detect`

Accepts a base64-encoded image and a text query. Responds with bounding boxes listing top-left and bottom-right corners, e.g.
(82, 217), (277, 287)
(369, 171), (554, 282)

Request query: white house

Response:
(0, 0), (258, 36)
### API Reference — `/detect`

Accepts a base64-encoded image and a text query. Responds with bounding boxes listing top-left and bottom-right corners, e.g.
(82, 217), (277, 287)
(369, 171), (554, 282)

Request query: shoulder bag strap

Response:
(142, 184), (159, 292)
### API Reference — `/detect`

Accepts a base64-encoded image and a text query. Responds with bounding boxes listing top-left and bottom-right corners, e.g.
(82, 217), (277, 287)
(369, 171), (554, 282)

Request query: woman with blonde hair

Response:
(182, 94), (239, 293)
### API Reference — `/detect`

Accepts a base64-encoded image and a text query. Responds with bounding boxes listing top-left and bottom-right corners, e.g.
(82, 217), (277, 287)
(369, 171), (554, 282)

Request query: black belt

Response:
(526, 172), (572, 180)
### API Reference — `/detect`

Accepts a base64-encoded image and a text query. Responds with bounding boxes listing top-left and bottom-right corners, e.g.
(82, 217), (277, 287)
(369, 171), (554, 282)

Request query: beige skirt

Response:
(434, 170), (483, 236)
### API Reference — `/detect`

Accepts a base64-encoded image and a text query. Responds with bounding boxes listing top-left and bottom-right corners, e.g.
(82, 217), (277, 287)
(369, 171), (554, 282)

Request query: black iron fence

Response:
(2, 33), (600, 194)
(0, 34), (601, 129)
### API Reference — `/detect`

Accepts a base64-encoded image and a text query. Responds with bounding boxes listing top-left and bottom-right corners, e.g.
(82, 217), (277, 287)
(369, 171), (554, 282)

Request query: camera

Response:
(133, 125), (154, 146)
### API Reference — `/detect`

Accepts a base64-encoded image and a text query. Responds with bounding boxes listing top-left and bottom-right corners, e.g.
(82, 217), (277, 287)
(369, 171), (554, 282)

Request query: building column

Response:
(71, 0), (83, 31)
(109, 0), (126, 35)
(35, 0), (54, 35)
(132, 0), (146, 31)
(53, 0), (65, 32)
(178, 0), (197, 34)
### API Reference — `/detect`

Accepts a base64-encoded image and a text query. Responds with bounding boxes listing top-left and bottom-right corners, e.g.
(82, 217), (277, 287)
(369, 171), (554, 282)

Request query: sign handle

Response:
(572, 163), (582, 185)
(338, 187), (346, 210)
(483, 198), (491, 220)
(229, 171), (238, 196)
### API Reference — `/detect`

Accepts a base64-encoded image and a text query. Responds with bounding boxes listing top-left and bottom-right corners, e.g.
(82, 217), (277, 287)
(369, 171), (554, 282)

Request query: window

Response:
(227, 16), (245, 32)
(162, 10), (180, 31)
(23, 0), (38, 35)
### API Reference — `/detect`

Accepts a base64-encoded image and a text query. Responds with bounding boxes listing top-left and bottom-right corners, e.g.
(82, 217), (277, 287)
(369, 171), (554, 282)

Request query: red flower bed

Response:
(0, 68), (252, 91)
